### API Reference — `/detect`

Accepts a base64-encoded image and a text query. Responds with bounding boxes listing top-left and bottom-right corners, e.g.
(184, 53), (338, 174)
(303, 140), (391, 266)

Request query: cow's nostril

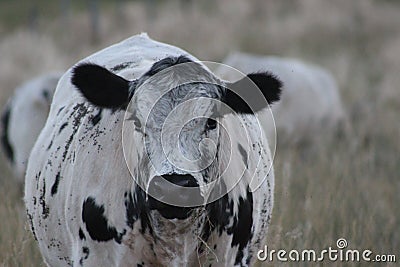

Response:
(147, 174), (203, 220)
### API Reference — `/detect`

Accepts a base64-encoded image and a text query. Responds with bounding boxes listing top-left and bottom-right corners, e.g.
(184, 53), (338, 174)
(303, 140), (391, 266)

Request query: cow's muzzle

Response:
(147, 174), (203, 220)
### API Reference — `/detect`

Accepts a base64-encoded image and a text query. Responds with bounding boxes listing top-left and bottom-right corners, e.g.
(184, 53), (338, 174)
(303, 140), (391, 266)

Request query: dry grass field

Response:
(0, 0), (399, 266)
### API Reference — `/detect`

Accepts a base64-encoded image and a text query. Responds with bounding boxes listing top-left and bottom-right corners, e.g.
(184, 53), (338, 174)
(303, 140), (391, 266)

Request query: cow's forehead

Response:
(133, 84), (219, 130)
(132, 61), (223, 123)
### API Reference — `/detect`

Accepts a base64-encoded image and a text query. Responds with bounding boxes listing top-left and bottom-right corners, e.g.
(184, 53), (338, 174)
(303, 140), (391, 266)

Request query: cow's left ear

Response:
(71, 63), (133, 109)
(223, 72), (282, 114)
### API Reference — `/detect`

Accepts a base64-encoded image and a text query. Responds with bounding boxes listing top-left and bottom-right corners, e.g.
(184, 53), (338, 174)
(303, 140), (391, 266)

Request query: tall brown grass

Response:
(0, 0), (399, 266)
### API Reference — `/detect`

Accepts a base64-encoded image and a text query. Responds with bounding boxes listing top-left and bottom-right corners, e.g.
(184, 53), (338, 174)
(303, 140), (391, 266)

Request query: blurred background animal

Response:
(1, 73), (62, 183)
(215, 52), (347, 145)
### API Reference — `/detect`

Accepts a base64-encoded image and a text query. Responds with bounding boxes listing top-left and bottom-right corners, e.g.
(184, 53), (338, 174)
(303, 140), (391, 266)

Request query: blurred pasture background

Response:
(0, 0), (399, 266)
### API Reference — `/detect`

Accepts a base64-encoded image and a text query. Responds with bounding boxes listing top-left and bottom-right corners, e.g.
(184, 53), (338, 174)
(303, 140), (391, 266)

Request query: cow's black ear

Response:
(223, 72), (282, 114)
(71, 63), (131, 109)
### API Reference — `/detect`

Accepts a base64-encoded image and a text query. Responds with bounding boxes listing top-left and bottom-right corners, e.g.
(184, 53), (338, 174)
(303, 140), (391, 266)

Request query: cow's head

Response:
(72, 56), (281, 221)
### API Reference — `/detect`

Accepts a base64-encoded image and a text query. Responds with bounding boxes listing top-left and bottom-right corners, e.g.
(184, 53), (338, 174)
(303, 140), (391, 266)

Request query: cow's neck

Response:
(148, 209), (206, 265)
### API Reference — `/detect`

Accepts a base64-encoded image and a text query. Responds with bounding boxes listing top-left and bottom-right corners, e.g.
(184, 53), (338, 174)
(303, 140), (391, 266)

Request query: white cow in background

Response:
(1, 73), (62, 183)
(215, 52), (346, 144)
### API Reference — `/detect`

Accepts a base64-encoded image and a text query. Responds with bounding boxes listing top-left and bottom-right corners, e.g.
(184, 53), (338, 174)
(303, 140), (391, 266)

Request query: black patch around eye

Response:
(206, 118), (217, 130)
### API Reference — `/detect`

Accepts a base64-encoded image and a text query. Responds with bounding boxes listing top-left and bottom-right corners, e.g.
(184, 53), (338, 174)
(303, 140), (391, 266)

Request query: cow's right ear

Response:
(71, 63), (132, 109)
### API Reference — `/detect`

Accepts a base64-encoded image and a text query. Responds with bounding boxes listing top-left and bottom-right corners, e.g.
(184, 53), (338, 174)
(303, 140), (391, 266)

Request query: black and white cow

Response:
(1, 73), (61, 183)
(24, 33), (281, 266)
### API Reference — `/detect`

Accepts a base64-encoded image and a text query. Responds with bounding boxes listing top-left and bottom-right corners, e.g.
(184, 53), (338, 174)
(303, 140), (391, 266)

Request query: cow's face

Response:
(130, 58), (222, 193)
(71, 56), (281, 220)
(131, 78), (223, 219)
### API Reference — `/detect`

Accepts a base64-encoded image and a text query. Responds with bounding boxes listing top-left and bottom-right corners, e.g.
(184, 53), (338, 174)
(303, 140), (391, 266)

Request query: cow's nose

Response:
(147, 174), (203, 220)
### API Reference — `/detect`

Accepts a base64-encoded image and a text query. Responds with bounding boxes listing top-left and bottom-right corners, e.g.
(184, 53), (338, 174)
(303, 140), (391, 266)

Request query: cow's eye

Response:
(206, 118), (217, 131)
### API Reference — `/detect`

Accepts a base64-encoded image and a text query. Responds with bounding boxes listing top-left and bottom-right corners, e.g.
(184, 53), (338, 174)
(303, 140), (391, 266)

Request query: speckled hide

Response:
(24, 34), (281, 267)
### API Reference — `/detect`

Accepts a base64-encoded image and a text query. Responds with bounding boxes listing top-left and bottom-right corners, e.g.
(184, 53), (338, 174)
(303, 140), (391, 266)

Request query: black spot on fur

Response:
(57, 106), (65, 116)
(1, 105), (14, 163)
(224, 72), (282, 114)
(143, 55), (194, 77)
(246, 255), (251, 265)
(79, 228), (86, 240)
(124, 192), (137, 228)
(238, 144), (248, 169)
(46, 140), (53, 151)
(202, 186), (254, 265)
(27, 211), (37, 241)
(201, 182), (233, 245)
(71, 63), (130, 109)
(50, 172), (61, 196)
(90, 109), (102, 126)
(71, 103), (88, 128)
(39, 176), (49, 219)
(82, 197), (125, 243)
(125, 187), (153, 235)
(79, 246), (90, 265)
(63, 135), (74, 162)
(111, 62), (133, 72)
(59, 122), (68, 134)
(231, 189), (253, 265)
(62, 103), (88, 161)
